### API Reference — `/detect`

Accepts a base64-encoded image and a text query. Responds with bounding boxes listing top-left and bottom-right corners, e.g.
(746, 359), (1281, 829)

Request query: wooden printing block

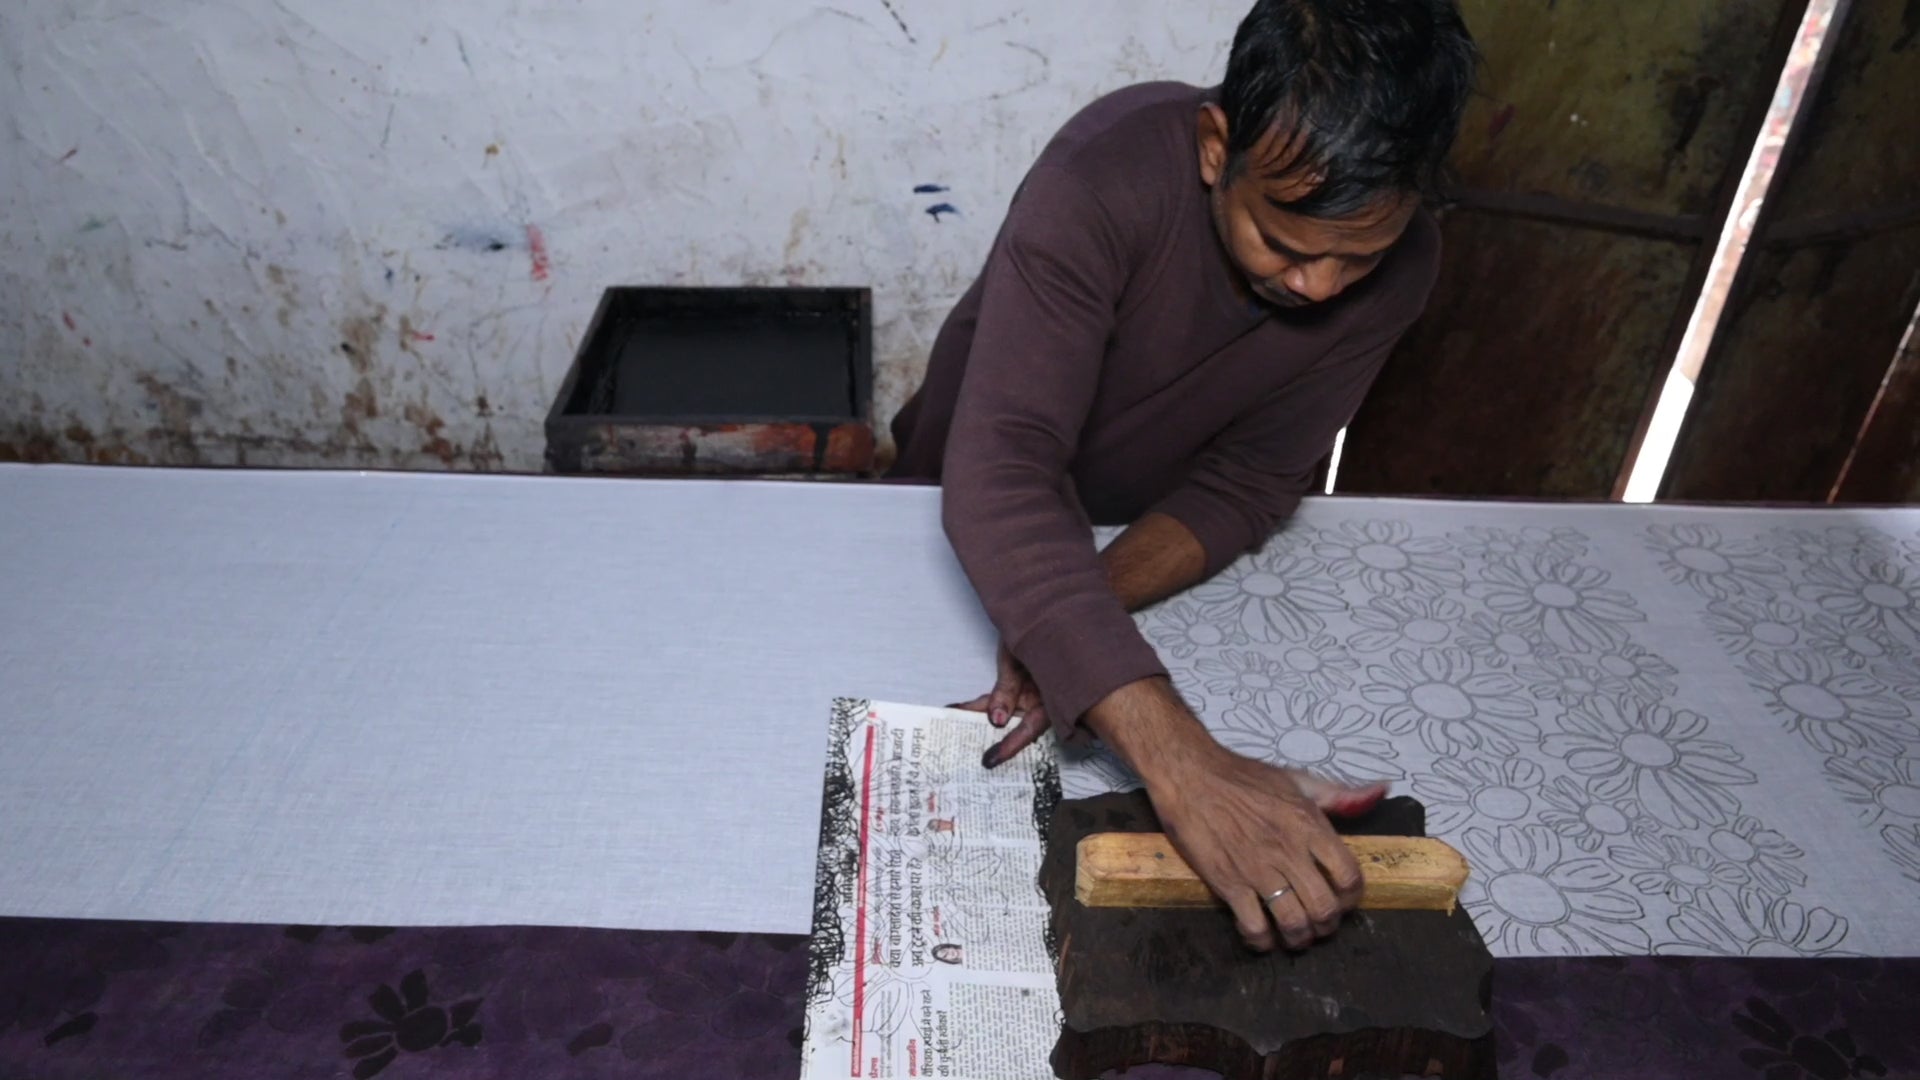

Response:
(1040, 791), (1495, 1079)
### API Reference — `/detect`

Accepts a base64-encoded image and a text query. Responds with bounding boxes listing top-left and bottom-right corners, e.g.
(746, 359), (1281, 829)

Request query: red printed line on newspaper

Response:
(852, 722), (877, 1076)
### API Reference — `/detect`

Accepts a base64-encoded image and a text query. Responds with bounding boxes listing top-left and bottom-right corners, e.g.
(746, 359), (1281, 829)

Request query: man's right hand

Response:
(1085, 678), (1387, 952)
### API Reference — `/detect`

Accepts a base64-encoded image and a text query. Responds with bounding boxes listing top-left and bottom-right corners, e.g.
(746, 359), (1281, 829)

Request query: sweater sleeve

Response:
(1151, 250), (1440, 577)
(940, 165), (1168, 728)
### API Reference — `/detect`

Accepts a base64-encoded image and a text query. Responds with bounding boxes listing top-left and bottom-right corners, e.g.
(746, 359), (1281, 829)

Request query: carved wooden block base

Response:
(1040, 791), (1495, 1080)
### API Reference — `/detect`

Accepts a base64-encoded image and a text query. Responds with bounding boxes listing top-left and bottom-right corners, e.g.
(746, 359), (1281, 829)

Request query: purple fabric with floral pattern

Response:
(2, 919), (1913, 1079)
(0, 919), (808, 1079)
(1493, 955), (1911, 1080)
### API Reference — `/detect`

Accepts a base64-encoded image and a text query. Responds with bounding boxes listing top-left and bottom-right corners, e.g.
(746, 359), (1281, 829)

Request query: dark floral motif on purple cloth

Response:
(4, 918), (1918, 1079)
(1493, 957), (1919, 1080)
(0, 917), (811, 1080)
(285, 925), (396, 946)
(338, 969), (481, 1077)
(1734, 996), (1888, 1080)
(0, 919), (174, 1050)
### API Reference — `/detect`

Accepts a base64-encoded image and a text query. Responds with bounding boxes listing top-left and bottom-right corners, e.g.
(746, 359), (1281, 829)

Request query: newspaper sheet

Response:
(801, 699), (1062, 1080)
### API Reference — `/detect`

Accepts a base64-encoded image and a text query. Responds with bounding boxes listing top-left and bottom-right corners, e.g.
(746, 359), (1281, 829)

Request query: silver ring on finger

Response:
(1264, 886), (1292, 906)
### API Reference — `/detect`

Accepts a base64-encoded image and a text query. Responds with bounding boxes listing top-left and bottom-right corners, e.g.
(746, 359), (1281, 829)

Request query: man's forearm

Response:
(1100, 512), (1209, 613)
(1081, 675), (1218, 784)
(1082, 515), (1222, 783)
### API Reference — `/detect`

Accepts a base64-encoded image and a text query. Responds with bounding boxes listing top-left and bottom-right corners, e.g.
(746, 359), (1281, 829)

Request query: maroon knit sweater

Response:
(890, 81), (1441, 727)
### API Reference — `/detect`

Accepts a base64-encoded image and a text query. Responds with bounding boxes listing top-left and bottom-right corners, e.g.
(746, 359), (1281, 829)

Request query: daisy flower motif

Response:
(1448, 525), (1590, 564)
(1264, 521), (1321, 557)
(1884, 823), (1920, 884)
(1765, 528), (1843, 568)
(1793, 549), (1920, 645)
(1802, 613), (1896, 672)
(1361, 647), (1540, 755)
(1468, 553), (1646, 655)
(1700, 597), (1803, 654)
(1194, 649), (1293, 707)
(1273, 634), (1359, 696)
(1542, 696), (1757, 829)
(1822, 754), (1920, 825)
(1411, 755), (1544, 834)
(1310, 518), (1465, 598)
(1661, 886), (1852, 957)
(1736, 648), (1917, 755)
(1873, 651), (1920, 702)
(1609, 831), (1748, 904)
(1454, 611), (1548, 668)
(1348, 594), (1467, 654)
(1192, 551), (1346, 644)
(1213, 698), (1404, 787)
(1591, 643), (1680, 702)
(1143, 599), (1247, 660)
(1458, 824), (1649, 955)
(1538, 776), (1653, 853)
(1704, 814), (1808, 897)
(1770, 525), (1894, 565)
(1643, 523), (1788, 601)
(1514, 654), (1606, 707)
(1765, 526), (1898, 569)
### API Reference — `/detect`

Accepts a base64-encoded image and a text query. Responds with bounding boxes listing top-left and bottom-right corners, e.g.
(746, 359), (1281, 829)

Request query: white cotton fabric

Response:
(0, 465), (995, 934)
(2, 464), (1916, 955)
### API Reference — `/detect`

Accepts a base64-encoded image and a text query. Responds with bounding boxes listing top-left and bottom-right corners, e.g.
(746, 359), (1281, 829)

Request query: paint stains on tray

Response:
(924, 203), (958, 222)
(565, 421), (875, 475)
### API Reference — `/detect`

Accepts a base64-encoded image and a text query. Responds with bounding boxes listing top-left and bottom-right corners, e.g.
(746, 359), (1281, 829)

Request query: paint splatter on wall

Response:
(0, 0), (1244, 471)
(525, 225), (551, 282)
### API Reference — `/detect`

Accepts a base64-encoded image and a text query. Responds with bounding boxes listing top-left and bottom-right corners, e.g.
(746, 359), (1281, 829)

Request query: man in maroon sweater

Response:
(889, 0), (1476, 952)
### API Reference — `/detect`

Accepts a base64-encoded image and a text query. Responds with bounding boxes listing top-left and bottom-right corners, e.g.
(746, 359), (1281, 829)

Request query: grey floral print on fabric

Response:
(1057, 511), (1902, 957)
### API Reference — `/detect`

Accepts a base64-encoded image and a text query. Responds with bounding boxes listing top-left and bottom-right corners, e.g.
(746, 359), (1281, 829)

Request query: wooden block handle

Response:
(1075, 832), (1469, 914)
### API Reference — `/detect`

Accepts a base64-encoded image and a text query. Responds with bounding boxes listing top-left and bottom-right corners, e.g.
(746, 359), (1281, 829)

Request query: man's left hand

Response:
(950, 641), (1050, 768)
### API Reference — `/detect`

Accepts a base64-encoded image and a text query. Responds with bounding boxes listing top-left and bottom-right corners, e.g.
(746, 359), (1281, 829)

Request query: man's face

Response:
(1198, 104), (1416, 309)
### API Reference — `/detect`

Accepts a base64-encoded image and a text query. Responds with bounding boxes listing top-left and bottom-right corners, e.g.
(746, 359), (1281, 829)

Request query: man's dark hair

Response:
(1221, 0), (1478, 218)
